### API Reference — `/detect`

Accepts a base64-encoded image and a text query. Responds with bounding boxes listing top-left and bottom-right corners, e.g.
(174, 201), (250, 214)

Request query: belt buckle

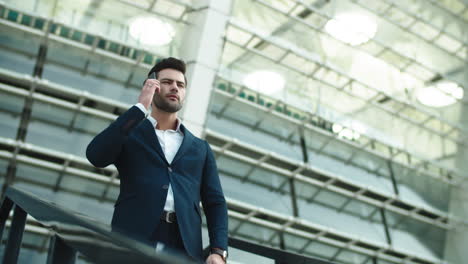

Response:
(165, 212), (173, 223)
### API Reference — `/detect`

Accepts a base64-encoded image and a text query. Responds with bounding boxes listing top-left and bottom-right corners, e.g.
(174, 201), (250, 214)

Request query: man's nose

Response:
(170, 81), (179, 91)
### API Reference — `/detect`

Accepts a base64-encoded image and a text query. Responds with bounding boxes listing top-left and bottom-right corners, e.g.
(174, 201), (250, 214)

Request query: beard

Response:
(152, 93), (183, 113)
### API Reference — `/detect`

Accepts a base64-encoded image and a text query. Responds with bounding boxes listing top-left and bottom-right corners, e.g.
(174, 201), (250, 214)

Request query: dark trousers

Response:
(150, 220), (192, 260)
(151, 220), (184, 249)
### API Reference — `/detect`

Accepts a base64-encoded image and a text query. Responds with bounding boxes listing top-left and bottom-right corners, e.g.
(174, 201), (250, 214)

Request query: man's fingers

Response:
(149, 79), (160, 85)
(145, 79), (160, 88)
(139, 79), (160, 108)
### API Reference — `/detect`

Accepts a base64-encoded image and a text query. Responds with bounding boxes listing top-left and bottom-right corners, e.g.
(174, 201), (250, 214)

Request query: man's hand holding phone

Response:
(138, 72), (160, 110)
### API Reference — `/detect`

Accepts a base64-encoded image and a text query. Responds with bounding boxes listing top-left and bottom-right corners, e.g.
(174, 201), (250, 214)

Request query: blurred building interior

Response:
(0, 0), (467, 263)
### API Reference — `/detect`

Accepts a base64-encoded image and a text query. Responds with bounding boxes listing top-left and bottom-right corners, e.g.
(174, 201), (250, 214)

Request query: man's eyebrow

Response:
(160, 78), (185, 85)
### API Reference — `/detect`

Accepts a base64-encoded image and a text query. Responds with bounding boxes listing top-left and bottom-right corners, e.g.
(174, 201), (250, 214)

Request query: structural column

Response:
(444, 99), (468, 263)
(179, 0), (232, 137)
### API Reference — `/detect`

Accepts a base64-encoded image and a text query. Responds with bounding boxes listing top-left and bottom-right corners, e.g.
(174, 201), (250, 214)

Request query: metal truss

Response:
(213, 75), (465, 185)
(250, 0), (466, 103)
(226, 199), (447, 264)
(423, 0), (468, 24)
(205, 128), (454, 230)
(0, 70), (457, 263)
(350, 0), (467, 61)
(116, 0), (192, 25)
(0, 137), (448, 264)
(223, 20), (466, 158)
(0, 72), (461, 228)
(0, 2), (462, 263)
(1, 62), (462, 189)
(2, 2), (465, 174)
(0, 136), (117, 193)
(0, 69), (460, 264)
(2, 0), (466, 151)
(0, 69), (463, 228)
(0, 4), (465, 227)
(225, 19), (466, 147)
(3, 0), (461, 147)
(0, 3), (169, 84)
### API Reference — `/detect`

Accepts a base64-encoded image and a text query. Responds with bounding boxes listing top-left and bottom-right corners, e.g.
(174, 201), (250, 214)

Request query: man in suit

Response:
(86, 57), (228, 263)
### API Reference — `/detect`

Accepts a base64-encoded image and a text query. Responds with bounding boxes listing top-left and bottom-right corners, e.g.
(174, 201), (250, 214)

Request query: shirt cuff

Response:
(134, 103), (148, 116)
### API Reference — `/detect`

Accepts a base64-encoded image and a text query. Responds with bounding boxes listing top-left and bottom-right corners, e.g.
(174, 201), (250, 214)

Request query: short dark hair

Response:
(148, 57), (187, 84)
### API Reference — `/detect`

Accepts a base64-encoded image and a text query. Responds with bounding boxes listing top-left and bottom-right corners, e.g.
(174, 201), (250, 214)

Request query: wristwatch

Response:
(211, 248), (228, 261)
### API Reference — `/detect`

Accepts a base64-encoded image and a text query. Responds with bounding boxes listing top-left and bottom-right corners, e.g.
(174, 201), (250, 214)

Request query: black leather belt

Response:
(160, 211), (177, 223)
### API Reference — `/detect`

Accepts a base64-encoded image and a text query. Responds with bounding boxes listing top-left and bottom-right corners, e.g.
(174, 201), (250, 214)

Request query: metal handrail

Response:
(0, 187), (336, 264)
(0, 187), (192, 264)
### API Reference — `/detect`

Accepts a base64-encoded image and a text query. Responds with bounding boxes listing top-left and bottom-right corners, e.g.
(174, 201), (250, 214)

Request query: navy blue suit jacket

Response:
(86, 106), (228, 260)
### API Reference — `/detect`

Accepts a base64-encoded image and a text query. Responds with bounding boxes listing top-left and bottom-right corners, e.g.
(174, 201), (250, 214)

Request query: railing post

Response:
(2, 205), (27, 264)
(0, 197), (14, 242)
(46, 235), (76, 264)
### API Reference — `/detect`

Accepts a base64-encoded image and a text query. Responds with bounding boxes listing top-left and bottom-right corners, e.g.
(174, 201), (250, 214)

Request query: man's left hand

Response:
(206, 253), (225, 264)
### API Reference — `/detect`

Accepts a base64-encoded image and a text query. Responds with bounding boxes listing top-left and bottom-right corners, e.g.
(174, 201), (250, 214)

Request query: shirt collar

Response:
(147, 115), (183, 133)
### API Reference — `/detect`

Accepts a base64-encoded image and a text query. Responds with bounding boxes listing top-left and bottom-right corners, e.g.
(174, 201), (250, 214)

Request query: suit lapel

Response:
(171, 124), (194, 165)
(139, 119), (169, 165)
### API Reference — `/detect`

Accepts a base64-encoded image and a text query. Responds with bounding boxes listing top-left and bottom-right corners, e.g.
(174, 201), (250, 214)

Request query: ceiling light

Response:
(332, 123), (343, 133)
(243, 70), (285, 94)
(417, 81), (464, 107)
(325, 13), (377, 46)
(332, 124), (360, 140)
(129, 17), (175, 46)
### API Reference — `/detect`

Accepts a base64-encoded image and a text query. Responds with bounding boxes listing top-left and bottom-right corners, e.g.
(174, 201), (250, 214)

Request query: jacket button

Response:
(162, 185), (169, 189)
(168, 167), (173, 172)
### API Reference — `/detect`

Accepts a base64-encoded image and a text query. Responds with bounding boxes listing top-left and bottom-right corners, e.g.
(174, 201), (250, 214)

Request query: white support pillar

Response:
(444, 102), (468, 264)
(178, 0), (232, 137)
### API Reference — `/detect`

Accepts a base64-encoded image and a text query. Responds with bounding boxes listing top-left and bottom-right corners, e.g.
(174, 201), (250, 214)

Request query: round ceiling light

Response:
(129, 16), (175, 46)
(243, 70), (285, 94)
(325, 13), (377, 46)
(416, 81), (464, 107)
(332, 123), (360, 140)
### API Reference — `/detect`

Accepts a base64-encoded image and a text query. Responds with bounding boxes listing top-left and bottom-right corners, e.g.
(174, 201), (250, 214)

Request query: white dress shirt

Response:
(135, 103), (183, 213)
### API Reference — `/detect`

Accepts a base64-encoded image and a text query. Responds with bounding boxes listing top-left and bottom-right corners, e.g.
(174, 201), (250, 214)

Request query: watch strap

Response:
(211, 248), (228, 261)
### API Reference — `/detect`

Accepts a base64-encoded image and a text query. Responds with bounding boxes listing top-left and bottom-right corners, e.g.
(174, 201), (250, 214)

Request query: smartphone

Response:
(149, 72), (157, 79)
